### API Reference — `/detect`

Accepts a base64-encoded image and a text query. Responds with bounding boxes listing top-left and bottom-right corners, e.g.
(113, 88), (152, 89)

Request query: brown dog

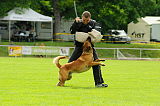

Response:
(53, 37), (105, 86)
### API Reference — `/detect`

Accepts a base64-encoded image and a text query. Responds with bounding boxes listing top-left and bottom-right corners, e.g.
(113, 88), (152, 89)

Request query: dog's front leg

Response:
(67, 72), (72, 80)
(94, 59), (105, 62)
(89, 62), (105, 66)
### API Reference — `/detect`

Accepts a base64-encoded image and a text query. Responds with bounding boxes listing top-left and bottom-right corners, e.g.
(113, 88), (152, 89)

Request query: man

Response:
(69, 11), (108, 87)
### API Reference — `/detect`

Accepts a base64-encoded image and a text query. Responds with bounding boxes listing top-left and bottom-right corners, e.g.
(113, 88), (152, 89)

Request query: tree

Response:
(1, 0), (159, 34)
(0, 0), (38, 17)
(69, 0), (129, 33)
(70, 0), (157, 33)
(149, 0), (160, 16)
(51, 0), (74, 34)
(51, 0), (61, 34)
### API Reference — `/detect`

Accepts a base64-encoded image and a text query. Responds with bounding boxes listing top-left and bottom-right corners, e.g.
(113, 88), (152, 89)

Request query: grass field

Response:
(0, 57), (160, 106)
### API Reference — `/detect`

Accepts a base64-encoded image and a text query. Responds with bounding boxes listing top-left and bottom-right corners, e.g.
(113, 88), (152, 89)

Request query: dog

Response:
(53, 37), (105, 86)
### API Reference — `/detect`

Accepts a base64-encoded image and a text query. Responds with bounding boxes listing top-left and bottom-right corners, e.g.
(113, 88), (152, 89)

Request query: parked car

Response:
(102, 30), (131, 44)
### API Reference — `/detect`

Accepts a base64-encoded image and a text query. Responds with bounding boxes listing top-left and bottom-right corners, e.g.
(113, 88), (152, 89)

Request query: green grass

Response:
(0, 57), (160, 105)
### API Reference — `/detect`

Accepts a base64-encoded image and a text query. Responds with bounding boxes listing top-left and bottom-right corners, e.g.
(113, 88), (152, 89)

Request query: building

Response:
(128, 16), (160, 42)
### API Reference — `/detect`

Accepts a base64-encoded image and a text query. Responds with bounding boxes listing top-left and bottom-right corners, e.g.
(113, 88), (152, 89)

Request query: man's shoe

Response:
(96, 83), (108, 87)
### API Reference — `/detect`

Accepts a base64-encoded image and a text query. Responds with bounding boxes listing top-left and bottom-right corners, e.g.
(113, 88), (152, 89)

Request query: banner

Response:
(32, 46), (59, 55)
(21, 46), (70, 56)
(8, 46), (22, 56)
(59, 47), (70, 56)
(22, 46), (32, 55)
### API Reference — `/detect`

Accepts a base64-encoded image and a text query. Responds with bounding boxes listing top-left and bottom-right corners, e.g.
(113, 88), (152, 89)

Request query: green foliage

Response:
(0, 0), (39, 17)
(66, 0), (157, 33)
(36, 0), (53, 16)
(59, 0), (74, 11)
(0, 0), (160, 33)
(98, 3), (128, 32)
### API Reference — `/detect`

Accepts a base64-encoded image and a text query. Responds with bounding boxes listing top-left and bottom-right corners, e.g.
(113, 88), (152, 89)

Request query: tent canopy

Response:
(142, 16), (160, 25)
(0, 8), (52, 22)
(0, 8), (53, 42)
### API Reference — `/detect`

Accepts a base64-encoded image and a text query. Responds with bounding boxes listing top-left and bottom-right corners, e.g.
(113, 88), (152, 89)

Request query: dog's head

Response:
(83, 37), (93, 53)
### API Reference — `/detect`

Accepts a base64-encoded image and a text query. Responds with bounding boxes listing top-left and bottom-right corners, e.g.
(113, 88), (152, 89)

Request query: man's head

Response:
(82, 11), (91, 24)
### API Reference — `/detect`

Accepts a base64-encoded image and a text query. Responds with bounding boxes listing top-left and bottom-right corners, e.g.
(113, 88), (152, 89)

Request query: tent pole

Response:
(8, 20), (11, 42)
(34, 21), (35, 31)
(51, 21), (53, 42)
(33, 21), (36, 42)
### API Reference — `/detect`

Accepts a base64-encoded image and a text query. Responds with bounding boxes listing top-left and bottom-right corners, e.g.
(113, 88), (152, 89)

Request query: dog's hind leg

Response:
(67, 72), (72, 80)
(57, 69), (69, 86)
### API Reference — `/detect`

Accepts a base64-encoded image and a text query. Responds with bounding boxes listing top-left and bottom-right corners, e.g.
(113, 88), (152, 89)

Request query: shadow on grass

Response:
(61, 85), (106, 89)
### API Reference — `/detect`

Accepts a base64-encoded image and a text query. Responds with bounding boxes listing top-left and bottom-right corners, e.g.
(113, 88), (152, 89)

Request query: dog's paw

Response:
(100, 59), (105, 61)
(57, 82), (64, 87)
(95, 59), (105, 62)
(101, 63), (105, 66)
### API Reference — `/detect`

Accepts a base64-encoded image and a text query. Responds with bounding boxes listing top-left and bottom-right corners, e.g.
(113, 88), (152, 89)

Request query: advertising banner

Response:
(22, 46), (32, 55)
(59, 47), (70, 56)
(32, 46), (60, 55)
(21, 46), (70, 56)
(8, 46), (22, 56)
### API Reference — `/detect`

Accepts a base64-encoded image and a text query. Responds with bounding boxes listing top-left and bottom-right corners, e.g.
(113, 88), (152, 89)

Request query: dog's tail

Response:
(53, 56), (67, 68)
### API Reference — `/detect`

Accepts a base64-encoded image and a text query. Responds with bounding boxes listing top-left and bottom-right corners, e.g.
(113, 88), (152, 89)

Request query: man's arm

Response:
(70, 21), (78, 34)
(70, 17), (81, 34)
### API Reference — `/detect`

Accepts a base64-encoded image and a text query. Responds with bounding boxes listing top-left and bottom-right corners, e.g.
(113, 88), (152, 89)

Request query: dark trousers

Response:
(68, 46), (104, 85)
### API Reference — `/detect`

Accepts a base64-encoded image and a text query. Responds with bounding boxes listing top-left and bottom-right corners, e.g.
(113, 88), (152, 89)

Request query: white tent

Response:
(142, 16), (160, 25)
(0, 8), (53, 41)
(128, 16), (160, 42)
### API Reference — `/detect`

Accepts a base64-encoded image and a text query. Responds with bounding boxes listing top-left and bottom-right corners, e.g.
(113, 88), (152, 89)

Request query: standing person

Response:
(69, 11), (108, 87)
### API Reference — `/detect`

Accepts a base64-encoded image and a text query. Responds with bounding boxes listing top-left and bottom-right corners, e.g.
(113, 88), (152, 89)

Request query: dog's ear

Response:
(87, 37), (91, 42)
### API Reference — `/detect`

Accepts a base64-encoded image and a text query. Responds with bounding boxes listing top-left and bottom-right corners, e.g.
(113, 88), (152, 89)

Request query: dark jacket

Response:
(70, 19), (96, 47)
